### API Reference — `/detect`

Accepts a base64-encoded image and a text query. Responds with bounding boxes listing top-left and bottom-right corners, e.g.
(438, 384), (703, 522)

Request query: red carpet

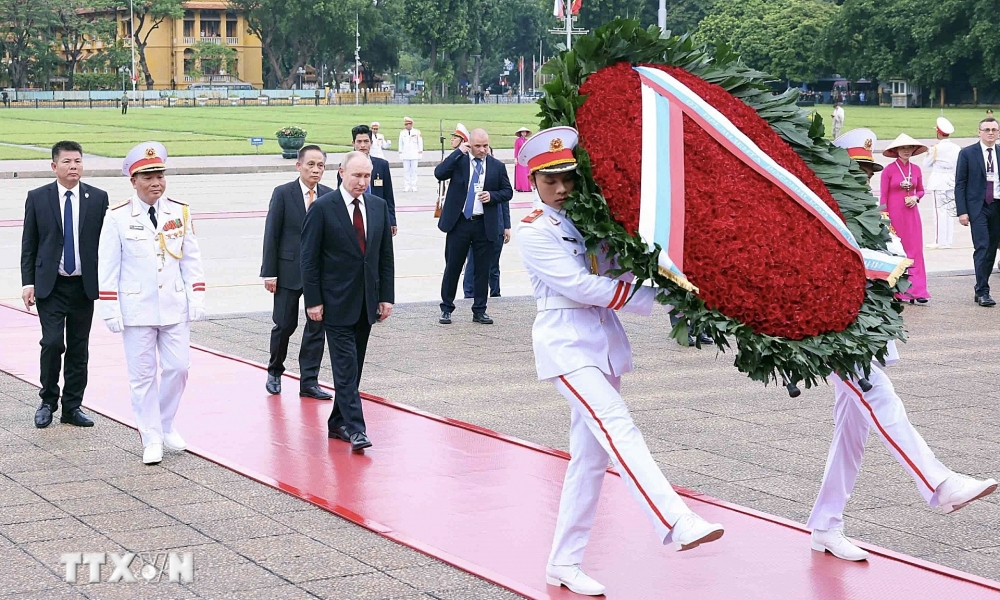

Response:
(1, 303), (996, 599)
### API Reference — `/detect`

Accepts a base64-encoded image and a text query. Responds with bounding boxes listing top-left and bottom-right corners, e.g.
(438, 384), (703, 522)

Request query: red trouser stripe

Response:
(845, 381), (935, 493)
(558, 375), (673, 530)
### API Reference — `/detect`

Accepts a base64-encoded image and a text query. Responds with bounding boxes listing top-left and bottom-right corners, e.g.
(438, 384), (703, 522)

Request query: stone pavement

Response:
(2, 272), (999, 598)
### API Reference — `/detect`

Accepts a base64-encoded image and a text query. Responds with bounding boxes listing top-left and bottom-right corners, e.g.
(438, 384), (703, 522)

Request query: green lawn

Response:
(0, 104), (989, 160)
(0, 104), (542, 159)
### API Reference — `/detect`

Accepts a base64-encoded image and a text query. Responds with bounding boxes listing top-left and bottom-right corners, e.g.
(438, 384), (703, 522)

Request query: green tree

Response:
(191, 41), (236, 81)
(402, 0), (470, 94)
(53, 0), (117, 90)
(128, 0), (185, 89)
(0, 0), (56, 88)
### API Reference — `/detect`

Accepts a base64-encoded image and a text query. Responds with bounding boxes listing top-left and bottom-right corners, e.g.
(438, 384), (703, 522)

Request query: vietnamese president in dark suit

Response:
(301, 151), (394, 452)
(956, 117), (1000, 306)
(338, 124), (397, 236)
(260, 144), (332, 398)
(20, 141), (109, 428)
(434, 128), (513, 325)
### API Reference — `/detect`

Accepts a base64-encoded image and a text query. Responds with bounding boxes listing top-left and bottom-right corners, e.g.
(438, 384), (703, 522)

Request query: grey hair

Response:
(340, 150), (372, 171)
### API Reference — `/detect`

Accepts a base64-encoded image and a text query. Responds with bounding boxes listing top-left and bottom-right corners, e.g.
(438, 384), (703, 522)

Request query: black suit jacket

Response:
(956, 142), (994, 221)
(434, 150), (513, 242)
(20, 181), (109, 300)
(260, 180), (333, 290)
(300, 189), (394, 326)
(337, 156), (396, 226)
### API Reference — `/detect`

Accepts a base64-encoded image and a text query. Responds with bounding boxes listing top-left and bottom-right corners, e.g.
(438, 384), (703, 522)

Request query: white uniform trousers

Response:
(121, 324), (190, 447)
(807, 365), (953, 531)
(402, 159), (419, 189)
(549, 367), (693, 566)
(932, 190), (956, 247)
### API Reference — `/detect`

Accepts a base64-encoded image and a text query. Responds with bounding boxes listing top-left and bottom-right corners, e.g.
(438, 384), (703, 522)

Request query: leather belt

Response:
(537, 296), (589, 311)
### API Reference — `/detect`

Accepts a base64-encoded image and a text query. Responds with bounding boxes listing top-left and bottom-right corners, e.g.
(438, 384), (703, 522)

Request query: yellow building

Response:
(115, 1), (263, 90)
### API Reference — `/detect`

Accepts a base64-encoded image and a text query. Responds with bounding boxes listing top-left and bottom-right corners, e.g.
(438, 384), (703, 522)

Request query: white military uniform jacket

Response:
(397, 129), (423, 160)
(517, 198), (656, 381)
(98, 195), (205, 327)
(370, 132), (390, 159)
(923, 139), (961, 191)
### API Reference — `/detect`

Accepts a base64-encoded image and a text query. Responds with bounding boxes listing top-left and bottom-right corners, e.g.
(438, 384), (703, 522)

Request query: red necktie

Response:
(352, 198), (366, 253)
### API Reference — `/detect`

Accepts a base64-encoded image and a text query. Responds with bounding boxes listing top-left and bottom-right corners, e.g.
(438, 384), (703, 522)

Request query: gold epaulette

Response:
(522, 209), (543, 223)
(111, 199), (130, 210)
(165, 197), (188, 206)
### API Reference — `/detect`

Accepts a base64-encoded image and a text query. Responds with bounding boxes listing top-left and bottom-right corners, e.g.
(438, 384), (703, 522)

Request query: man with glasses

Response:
(956, 117), (1000, 306)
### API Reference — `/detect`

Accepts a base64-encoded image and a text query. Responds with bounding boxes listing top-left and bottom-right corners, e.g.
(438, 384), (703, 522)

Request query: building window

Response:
(226, 11), (238, 40)
(200, 10), (220, 38)
(183, 10), (194, 38)
(183, 49), (195, 76)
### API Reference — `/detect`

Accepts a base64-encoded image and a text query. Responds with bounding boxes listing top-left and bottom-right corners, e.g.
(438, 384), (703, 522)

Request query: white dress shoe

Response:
(925, 243), (939, 249)
(545, 564), (605, 596)
(142, 443), (163, 465)
(935, 474), (998, 514)
(811, 528), (869, 561)
(672, 512), (725, 551)
(163, 430), (187, 451)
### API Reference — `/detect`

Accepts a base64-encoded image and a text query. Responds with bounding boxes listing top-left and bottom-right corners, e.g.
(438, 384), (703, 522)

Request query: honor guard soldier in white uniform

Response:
(516, 127), (724, 596)
(98, 142), (206, 465)
(369, 121), (390, 160)
(398, 116), (423, 192)
(924, 117), (961, 248)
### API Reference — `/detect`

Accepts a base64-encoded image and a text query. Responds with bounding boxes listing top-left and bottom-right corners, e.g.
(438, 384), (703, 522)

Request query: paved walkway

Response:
(1, 273), (998, 598)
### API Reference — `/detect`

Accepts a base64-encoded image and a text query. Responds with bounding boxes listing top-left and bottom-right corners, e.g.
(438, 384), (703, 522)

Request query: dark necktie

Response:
(148, 205), (157, 228)
(63, 190), (75, 274)
(987, 148), (995, 205)
(464, 158), (483, 218)
(352, 198), (366, 254)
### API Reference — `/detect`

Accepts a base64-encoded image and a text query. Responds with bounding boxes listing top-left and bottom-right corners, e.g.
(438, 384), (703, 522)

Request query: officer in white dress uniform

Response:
(397, 116), (423, 192)
(923, 117), (961, 248)
(369, 121), (390, 160)
(98, 142), (206, 465)
(516, 127), (724, 596)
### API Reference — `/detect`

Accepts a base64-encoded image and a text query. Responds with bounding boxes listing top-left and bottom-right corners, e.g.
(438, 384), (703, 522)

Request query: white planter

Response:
(291, 96), (299, 106)
(258, 96), (269, 105)
(229, 98), (239, 106)
(196, 97), (207, 106)
(167, 97), (177, 106)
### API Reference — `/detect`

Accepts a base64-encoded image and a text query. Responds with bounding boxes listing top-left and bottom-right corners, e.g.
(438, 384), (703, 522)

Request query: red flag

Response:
(519, 56), (524, 71)
(572, 0), (582, 14)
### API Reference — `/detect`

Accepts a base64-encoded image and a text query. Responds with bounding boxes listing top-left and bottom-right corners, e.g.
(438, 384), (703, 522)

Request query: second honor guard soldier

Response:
(98, 142), (206, 465)
(516, 128), (723, 596)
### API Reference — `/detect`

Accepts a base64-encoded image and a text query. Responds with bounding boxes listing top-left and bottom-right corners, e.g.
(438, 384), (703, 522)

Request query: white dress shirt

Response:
(980, 141), (1000, 198)
(300, 179), (320, 210)
(468, 154), (487, 216)
(340, 185), (367, 234)
(56, 182), (82, 277)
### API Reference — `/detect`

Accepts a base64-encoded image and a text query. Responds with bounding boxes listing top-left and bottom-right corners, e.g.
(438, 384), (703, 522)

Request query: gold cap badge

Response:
(549, 138), (564, 152)
(864, 139), (873, 151)
(145, 147), (156, 158)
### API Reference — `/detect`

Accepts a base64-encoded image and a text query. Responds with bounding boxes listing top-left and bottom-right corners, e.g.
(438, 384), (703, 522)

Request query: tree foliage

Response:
(129, 0), (185, 90)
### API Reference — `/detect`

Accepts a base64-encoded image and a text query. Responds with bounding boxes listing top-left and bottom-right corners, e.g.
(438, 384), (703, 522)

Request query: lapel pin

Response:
(85, 192), (89, 198)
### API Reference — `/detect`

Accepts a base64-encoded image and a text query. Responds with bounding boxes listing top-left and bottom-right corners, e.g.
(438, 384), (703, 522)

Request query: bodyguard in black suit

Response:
(956, 117), (1000, 306)
(301, 151), (394, 452)
(338, 124), (398, 235)
(434, 128), (513, 324)
(20, 141), (109, 428)
(260, 145), (332, 397)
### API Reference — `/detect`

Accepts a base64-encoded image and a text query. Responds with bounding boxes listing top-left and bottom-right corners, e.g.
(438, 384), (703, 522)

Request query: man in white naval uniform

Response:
(98, 142), (206, 465)
(369, 122), (390, 160)
(923, 117), (961, 249)
(397, 116), (423, 192)
(516, 127), (723, 596)
(808, 345), (997, 561)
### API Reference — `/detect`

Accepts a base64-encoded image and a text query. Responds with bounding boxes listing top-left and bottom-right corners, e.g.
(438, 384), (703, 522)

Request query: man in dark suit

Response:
(434, 128), (513, 324)
(20, 141), (109, 428)
(956, 117), (1000, 307)
(338, 124), (397, 236)
(260, 144), (332, 398)
(463, 200), (511, 298)
(301, 151), (394, 452)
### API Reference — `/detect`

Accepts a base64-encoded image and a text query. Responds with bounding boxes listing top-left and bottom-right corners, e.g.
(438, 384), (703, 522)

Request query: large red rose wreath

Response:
(537, 19), (906, 389)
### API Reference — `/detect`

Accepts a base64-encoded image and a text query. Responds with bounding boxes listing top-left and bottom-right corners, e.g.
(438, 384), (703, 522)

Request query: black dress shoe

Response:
(34, 404), (53, 428)
(350, 432), (372, 452)
(915, 297), (929, 304)
(60, 408), (94, 427)
(439, 311), (452, 324)
(490, 292), (501, 297)
(473, 312), (494, 324)
(300, 386), (333, 400)
(696, 332), (714, 346)
(328, 426), (350, 442)
(265, 374), (281, 395)
(977, 294), (997, 307)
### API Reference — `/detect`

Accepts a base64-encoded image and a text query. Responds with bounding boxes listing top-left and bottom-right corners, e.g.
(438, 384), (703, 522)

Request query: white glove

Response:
(189, 306), (206, 322)
(104, 317), (123, 334)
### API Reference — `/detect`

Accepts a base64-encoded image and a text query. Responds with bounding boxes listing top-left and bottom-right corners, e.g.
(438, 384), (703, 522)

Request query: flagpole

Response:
(658, 0), (666, 30)
(355, 14), (360, 106)
(565, 0), (572, 50)
(129, 0), (136, 96)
